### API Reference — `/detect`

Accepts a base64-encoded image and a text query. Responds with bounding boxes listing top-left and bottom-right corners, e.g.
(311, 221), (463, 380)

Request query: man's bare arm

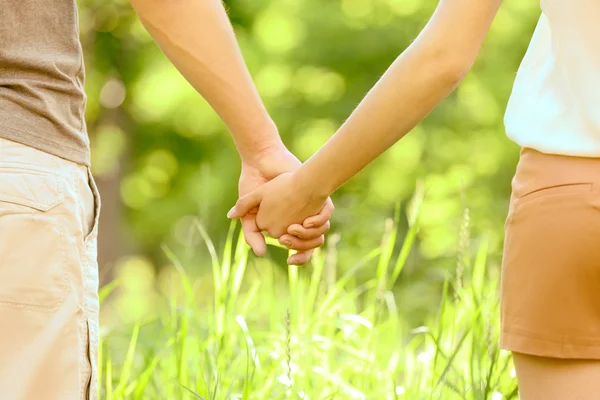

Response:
(129, 0), (281, 161)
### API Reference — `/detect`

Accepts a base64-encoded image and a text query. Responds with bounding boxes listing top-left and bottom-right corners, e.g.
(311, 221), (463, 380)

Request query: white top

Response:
(504, 1), (600, 157)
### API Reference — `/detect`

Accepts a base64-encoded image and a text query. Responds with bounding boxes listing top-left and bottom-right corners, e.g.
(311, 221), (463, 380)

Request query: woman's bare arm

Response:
(297, 0), (503, 197)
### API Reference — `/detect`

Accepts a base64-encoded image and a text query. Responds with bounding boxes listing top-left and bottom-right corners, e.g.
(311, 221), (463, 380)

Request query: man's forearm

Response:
(130, 0), (282, 161)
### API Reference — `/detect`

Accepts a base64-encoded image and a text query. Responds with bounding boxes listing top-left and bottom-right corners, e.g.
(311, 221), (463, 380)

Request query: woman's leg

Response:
(513, 352), (600, 400)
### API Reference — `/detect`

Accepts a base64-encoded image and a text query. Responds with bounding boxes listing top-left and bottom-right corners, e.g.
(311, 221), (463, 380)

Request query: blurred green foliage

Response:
(79, 0), (541, 320)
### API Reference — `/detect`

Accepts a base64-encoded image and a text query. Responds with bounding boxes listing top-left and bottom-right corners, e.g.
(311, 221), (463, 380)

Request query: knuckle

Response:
(294, 257), (308, 266)
(268, 229), (282, 239)
(242, 223), (254, 233)
(290, 241), (304, 251)
(279, 234), (290, 242)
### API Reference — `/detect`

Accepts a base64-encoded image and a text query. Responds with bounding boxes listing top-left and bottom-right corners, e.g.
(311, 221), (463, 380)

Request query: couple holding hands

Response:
(3, 0), (599, 398)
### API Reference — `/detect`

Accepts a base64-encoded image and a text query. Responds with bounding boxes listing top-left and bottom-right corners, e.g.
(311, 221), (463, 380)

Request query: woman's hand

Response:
(228, 171), (332, 262)
(237, 144), (334, 265)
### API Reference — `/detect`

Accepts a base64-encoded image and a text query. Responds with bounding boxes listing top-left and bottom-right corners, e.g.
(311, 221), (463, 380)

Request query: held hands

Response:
(236, 143), (333, 265)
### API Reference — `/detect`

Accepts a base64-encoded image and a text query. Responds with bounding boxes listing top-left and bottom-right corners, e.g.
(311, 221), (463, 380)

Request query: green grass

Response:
(98, 191), (518, 399)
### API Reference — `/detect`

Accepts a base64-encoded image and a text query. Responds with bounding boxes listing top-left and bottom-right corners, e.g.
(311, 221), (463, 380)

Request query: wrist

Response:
(234, 119), (284, 164)
(292, 164), (332, 205)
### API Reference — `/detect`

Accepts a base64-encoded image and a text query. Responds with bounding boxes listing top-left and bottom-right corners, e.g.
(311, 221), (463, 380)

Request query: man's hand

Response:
(129, 0), (334, 264)
(229, 171), (332, 260)
(238, 143), (333, 265)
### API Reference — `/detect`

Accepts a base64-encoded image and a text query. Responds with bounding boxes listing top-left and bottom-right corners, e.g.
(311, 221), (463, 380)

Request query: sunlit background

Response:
(81, 0), (538, 336)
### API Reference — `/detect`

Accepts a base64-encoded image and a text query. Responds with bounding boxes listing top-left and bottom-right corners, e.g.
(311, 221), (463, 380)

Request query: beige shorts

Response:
(0, 138), (101, 399)
(501, 148), (600, 359)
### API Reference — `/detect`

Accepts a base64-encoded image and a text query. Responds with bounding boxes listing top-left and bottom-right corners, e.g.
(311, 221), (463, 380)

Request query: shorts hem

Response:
(501, 329), (600, 360)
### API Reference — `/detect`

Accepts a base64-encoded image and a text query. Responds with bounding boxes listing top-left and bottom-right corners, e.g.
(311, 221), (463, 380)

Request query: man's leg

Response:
(0, 138), (100, 400)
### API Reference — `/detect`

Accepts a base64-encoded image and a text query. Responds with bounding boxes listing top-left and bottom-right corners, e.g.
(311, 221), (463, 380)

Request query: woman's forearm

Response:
(296, 45), (463, 197)
(296, 0), (502, 198)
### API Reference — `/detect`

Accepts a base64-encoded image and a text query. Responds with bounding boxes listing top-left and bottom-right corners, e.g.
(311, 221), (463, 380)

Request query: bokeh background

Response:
(80, 0), (540, 327)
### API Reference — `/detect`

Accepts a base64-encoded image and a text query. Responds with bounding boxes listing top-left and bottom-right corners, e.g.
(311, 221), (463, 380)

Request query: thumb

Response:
(227, 190), (262, 219)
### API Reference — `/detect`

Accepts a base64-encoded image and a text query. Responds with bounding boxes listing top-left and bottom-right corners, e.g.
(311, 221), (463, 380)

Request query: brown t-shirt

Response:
(0, 0), (89, 166)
